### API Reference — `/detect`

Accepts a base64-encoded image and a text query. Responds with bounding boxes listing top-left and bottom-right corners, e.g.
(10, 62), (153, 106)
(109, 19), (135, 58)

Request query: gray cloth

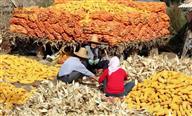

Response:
(58, 57), (95, 77)
(85, 45), (99, 60)
(57, 71), (84, 83)
(101, 80), (135, 97)
(123, 80), (135, 96)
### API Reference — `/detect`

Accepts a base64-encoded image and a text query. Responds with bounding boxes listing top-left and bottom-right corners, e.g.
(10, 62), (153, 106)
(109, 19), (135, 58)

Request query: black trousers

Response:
(100, 79), (135, 97)
(86, 60), (109, 74)
(57, 71), (84, 83)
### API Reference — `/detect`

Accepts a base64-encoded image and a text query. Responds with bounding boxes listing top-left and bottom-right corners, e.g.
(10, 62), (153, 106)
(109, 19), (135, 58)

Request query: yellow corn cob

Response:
(0, 82), (35, 109)
(125, 71), (192, 115)
(0, 54), (60, 84)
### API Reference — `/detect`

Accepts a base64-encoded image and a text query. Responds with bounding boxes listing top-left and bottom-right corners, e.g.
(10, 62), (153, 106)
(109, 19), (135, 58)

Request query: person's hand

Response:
(94, 59), (100, 65)
(88, 76), (97, 82)
(83, 76), (97, 82)
(88, 59), (94, 65)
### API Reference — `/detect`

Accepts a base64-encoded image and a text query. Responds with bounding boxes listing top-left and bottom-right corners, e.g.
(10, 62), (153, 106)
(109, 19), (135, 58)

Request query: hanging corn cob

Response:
(9, 0), (170, 46)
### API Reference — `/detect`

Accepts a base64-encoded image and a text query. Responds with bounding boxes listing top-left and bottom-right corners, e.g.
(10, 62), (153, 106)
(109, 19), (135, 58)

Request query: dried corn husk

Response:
(122, 54), (192, 82)
(10, 81), (149, 115)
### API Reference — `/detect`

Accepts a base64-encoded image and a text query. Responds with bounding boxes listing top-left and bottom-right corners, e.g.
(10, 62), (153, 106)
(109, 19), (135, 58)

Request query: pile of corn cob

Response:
(0, 54), (59, 110)
(52, 0), (149, 14)
(0, 54), (59, 84)
(125, 71), (192, 116)
(0, 82), (35, 109)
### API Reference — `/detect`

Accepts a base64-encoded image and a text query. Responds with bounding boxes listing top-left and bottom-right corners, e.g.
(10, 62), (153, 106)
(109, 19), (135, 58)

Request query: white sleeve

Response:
(74, 62), (95, 77)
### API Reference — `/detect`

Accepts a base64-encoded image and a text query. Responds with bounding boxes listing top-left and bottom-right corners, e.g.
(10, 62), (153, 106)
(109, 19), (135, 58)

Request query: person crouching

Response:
(85, 34), (109, 74)
(57, 47), (96, 83)
(98, 56), (137, 97)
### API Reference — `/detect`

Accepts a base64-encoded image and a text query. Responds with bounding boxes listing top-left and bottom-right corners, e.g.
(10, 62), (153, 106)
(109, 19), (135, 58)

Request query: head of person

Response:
(89, 35), (100, 48)
(73, 47), (88, 61)
(63, 46), (74, 56)
(108, 56), (120, 75)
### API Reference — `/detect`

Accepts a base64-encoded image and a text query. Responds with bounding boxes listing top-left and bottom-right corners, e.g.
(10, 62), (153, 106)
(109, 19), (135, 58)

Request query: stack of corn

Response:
(9, 0), (169, 45)
(125, 71), (192, 116)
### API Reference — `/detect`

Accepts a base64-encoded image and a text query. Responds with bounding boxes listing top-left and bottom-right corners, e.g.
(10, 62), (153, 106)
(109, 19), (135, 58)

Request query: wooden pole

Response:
(182, 30), (192, 57)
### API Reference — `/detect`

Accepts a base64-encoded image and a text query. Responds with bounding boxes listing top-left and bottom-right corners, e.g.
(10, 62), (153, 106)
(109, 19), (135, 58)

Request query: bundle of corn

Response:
(9, 80), (149, 115)
(0, 82), (35, 109)
(125, 71), (192, 116)
(9, 0), (170, 45)
(0, 54), (59, 84)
